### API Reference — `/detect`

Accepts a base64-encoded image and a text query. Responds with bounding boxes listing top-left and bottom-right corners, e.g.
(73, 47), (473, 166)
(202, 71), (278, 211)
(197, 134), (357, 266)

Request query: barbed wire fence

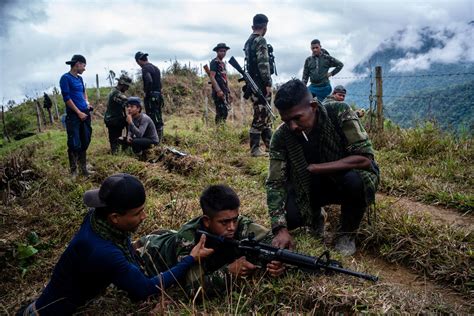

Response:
(332, 69), (474, 133)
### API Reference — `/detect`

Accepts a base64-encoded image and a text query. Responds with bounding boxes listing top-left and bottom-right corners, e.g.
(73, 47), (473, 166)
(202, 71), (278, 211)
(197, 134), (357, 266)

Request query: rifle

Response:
(165, 146), (187, 157)
(203, 64), (231, 110)
(228, 56), (276, 120)
(197, 229), (378, 282)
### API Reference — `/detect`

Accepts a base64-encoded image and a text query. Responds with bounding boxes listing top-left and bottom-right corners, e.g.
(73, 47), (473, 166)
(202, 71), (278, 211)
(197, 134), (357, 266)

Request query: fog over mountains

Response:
(343, 22), (474, 133)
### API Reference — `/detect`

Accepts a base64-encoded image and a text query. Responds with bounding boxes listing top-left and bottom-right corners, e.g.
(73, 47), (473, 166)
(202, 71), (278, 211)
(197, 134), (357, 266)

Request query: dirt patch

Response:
(356, 253), (473, 313)
(377, 193), (474, 229)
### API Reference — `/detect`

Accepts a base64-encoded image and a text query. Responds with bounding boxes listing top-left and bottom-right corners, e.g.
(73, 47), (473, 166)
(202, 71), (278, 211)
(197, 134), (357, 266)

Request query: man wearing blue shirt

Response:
(18, 173), (213, 315)
(60, 55), (93, 178)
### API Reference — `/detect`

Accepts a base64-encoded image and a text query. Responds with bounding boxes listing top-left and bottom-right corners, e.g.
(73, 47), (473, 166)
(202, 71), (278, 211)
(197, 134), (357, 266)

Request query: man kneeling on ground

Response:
(121, 97), (159, 155)
(266, 79), (380, 256)
(18, 173), (213, 315)
(137, 184), (284, 297)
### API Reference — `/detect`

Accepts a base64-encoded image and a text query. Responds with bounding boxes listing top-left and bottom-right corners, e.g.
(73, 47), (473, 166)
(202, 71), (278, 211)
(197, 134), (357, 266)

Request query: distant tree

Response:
(106, 70), (116, 87)
(7, 100), (15, 110)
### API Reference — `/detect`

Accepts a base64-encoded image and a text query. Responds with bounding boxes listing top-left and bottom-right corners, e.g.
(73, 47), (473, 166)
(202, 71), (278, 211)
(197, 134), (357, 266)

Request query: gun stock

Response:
(203, 64), (211, 77)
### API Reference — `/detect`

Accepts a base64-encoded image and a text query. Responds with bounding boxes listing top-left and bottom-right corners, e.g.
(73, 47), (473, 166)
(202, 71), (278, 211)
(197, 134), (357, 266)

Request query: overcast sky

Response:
(0, 0), (473, 102)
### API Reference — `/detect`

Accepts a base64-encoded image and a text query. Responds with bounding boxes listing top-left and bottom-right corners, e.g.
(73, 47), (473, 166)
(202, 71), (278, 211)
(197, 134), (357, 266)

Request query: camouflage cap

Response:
(116, 74), (132, 86)
(126, 96), (142, 107)
(253, 14), (269, 26)
(213, 43), (230, 52)
(333, 85), (346, 94)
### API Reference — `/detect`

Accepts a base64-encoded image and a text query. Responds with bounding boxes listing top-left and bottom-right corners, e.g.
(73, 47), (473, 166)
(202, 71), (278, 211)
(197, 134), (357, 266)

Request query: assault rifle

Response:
(228, 56), (276, 120)
(197, 229), (378, 282)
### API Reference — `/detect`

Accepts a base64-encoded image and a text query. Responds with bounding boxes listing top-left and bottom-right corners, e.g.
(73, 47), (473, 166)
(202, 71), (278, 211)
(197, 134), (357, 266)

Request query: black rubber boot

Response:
(250, 132), (266, 157)
(68, 150), (78, 179)
(157, 127), (164, 144)
(78, 151), (94, 176)
(261, 128), (273, 152)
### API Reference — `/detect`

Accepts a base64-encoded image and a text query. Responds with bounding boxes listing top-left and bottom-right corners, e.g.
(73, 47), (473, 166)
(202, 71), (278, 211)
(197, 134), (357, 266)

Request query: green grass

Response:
(372, 122), (473, 213)
(1, 115), (472, 314)
(1, 73), (473, 313)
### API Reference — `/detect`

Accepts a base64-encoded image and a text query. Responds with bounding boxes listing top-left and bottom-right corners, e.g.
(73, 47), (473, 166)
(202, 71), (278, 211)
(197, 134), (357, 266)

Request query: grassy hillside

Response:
(1, 68), (473, 314)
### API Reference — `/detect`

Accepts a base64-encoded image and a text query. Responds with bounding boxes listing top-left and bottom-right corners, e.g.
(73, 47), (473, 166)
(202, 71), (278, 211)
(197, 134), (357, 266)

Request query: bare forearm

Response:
(307, 155), (371, 174)
(210, 72), (222, 93)
(66, 99), (82, 115)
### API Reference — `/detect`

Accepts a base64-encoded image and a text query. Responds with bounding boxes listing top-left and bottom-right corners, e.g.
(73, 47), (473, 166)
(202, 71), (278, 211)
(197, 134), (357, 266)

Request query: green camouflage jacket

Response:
(266, 101), (379, 231)
(104, 88), (127, 128)
(244, 33), (272, 89)
(302, 53), (343, 86)
(138, 215), (271, 296)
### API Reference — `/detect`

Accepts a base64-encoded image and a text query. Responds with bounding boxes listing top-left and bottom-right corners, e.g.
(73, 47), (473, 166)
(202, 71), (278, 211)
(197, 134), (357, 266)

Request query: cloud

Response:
(0, 0), (473, 102)
(389, 23), (474, 72)
(0, 0), (47, 37)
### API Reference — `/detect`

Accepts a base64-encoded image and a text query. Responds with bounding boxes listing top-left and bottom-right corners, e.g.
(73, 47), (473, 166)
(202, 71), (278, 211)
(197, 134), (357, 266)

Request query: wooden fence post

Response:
(46, 106), (54, 124)
(240, 90), (245, 127)
(34, 100), (42, 132)
(37, 100), (47, 126)
(2, 106), (10, 142)
(203, 95), (209, 126)
(52, 89), (60, 120)
(375, 66), (384, 131)
(96, 74), (100, 101)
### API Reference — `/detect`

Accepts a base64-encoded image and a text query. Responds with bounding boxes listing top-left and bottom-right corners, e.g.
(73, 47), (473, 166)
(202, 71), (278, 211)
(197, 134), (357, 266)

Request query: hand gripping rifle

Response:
(228, 56), (276, 120)
(197, 229), (378, 282)
(203, 64), (231, 110)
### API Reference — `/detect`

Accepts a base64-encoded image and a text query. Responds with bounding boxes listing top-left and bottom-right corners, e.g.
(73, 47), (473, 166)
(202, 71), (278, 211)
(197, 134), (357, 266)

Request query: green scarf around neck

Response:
(90, 209), (136, 264)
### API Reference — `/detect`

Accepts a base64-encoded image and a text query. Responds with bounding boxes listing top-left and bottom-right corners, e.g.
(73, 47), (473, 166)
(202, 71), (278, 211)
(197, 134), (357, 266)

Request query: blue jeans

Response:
(66, 110), (92, 153)
(308, 83), (332, 102)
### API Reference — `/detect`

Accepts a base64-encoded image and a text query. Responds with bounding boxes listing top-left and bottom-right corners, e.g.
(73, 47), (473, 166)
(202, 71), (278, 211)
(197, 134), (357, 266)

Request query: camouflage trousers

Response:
(144, 95), (163, 131)
(249, 97), (272, 134)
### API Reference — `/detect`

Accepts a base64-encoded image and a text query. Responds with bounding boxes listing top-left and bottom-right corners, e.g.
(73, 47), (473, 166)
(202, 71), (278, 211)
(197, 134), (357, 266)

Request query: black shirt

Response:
(141, 63), (162, 95)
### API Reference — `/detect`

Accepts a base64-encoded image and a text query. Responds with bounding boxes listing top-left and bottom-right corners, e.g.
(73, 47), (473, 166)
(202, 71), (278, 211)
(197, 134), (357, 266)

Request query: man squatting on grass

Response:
(267, 79), (380, 256)
(119, 97), (159, 154)
(17, 174), (213, 315)
(137, 184), (285, 297)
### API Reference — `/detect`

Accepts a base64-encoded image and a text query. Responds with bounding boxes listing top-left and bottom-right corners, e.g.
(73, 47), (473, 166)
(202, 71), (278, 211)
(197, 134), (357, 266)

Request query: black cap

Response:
(65, 54), (86, 66)
(333, 85), (347, 94)
(83, 173), (146, 210)
(135, 51), (149, 61)
(126, 96), (142, 107)
(213, 43), (230, 52)
(253, 14), (269, 26)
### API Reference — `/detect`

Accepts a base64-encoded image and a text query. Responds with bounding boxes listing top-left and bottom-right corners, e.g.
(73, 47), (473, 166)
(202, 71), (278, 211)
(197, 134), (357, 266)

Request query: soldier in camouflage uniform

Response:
(302, 39), (344, 102)
(324, 85), (346, 103)
(104, 74), (132, 154)
(244, 14), (274, 157)
(266, 79), (379, 256)
(137, 185), (284, 297)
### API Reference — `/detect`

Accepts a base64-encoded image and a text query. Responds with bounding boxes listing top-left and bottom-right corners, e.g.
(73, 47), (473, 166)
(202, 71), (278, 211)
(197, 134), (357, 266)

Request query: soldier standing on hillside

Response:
(60, 54), (94, 178)
(135, 51), (164, 142)
(302, 39), (344, 102)
(209, 43), (232, 124)
(244, 13), (275, 157)
(104, 74), (132, 154)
